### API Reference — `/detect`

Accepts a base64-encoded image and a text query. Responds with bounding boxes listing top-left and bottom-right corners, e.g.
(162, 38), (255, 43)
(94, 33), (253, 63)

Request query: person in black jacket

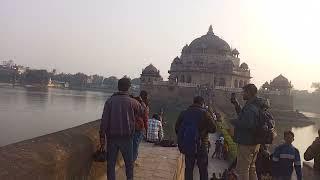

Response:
(255, 145), (271, 180)
(304, 129), (320, 171)
(175, 96), (217, 180)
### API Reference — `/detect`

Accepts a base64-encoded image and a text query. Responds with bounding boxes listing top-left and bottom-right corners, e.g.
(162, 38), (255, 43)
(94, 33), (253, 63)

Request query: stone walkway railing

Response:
(0, 120), (184, 180)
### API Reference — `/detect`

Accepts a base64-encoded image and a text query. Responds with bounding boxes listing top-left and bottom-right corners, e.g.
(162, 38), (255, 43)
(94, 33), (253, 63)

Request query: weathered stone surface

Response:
(116, 142), (184, 180)
(0, 120), (185, 180)
(0, 120), (121, 180)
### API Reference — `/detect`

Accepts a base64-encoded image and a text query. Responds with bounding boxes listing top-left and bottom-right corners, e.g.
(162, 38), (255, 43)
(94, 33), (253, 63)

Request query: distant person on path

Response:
(304, 129), (320, 171)
(211, 139), (222, 159)
(272, 131), (302, 180)
(146, 113), (164, 143)
(132, 90), (149, 166)
(231, 84), (267, 180)
(99, 77), (144, 180)
(175, 96), (217, 180)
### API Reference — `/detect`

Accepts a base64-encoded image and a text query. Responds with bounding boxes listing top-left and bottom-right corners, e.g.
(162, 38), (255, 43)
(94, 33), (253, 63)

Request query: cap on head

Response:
(118, 77), (131, 91)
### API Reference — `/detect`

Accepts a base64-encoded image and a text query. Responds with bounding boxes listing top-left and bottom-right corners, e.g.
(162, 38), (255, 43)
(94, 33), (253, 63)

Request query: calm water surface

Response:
(0, 87), (110, 146)
(291, 112), (320, 162)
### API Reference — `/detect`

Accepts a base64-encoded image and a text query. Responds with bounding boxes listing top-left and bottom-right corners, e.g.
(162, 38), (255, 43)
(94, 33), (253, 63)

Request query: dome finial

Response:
(207, 25), (214, 35)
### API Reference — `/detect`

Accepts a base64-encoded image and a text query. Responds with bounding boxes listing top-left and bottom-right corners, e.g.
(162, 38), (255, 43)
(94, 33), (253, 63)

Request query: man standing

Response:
(304, 129), (320, 171)
(175, 96), (216, 180)
(231, 84), (266, 180)
(272, 131), (302, 180)
(99, 77), (143, 180)
(132, 90), (149, 166)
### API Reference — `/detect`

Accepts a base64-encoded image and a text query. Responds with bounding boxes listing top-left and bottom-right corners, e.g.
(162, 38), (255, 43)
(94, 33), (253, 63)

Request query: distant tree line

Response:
(1, 62), (141, 90)
(312, 82), (320, 94)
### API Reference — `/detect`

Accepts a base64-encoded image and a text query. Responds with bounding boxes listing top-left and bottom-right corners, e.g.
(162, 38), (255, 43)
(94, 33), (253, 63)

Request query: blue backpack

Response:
(177, 108), (204, 155)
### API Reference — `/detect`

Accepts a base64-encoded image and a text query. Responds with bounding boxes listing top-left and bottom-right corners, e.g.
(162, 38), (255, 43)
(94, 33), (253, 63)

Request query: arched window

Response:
(234, 80), (238, 88)
(148, 77), (151, 82)
(187, 75), (192, 83)
(219, 78), (226, 86)
(181, 75), (185, 83)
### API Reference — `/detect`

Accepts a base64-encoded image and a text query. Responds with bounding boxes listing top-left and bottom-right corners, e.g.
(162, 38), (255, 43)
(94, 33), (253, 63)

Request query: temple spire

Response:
(207, 25), (214, 35)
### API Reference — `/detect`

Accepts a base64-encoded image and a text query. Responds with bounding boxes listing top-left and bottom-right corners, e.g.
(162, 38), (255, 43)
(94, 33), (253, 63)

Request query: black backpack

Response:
(177, 108), (204, 155)
(254, 107), (277, 145)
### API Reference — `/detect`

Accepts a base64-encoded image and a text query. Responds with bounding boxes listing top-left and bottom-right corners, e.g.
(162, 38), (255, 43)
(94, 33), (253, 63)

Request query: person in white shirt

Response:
(146, 114), (164, 143)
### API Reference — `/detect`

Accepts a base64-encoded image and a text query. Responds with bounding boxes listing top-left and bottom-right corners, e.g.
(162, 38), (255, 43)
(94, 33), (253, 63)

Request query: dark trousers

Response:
(132, 130), (144, 162)
(185, 146), (209, 180)
(107, 136), (133, 180)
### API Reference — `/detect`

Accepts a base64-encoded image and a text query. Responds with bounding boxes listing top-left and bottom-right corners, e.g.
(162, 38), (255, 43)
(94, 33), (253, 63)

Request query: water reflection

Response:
(0, 87), (110, 146)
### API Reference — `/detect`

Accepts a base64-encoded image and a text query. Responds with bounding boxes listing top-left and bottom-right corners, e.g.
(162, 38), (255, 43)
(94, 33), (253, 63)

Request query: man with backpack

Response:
(99, 77), (144, 180)
(175, 96), (217, 180)
(231, 84), (274, 180)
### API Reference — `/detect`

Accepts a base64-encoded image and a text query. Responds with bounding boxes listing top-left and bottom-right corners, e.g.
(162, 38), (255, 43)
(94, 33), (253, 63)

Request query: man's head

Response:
(118, 77), (131, 92)
(193, 96), (205, 107)
(284, 130), (295, 144)
(152, 113), (160, 120)
(140, 90), (148, 101)
(242, 84), (258, 100)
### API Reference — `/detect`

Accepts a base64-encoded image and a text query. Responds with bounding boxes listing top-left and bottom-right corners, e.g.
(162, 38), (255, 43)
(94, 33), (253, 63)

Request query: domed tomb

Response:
(240, 63), (249, 70)
(141, 64), (163, 84)
(186, 25), (231, 55)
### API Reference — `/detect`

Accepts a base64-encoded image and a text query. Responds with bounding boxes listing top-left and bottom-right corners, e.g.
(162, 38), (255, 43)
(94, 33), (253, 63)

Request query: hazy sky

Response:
(1, 0), (319, 90)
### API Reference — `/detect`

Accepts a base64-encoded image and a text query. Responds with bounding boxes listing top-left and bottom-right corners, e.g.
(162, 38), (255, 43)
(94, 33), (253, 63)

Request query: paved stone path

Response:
(116, 142), (183, 180)
(194, 133), (229, 180)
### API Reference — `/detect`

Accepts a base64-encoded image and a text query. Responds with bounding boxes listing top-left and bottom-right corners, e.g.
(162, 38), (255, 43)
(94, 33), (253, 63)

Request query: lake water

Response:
(1, 86), (320, 158)
(0, 87), (110, 146)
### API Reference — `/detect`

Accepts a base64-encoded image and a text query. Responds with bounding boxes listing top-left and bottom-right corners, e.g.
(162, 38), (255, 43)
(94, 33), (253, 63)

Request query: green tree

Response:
(23, 70), (50, 85)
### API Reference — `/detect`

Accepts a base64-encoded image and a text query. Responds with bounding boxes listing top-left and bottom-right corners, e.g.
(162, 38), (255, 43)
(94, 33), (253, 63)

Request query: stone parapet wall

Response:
(0, 120), (123, 180)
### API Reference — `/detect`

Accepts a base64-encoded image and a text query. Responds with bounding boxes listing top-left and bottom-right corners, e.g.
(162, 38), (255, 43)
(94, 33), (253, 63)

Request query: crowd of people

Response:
(98, 77), (320, 180)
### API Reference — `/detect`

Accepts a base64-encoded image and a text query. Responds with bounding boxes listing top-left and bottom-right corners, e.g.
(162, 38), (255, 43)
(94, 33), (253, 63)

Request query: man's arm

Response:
(294, 149), (303, 180)
(100, 100), (110, 146)
(232, 100), (242, 115)
(204, 111), (216, 133)
(175, 111), (184, 134)
(271, 147), (281, 177)
(158, 121), (164, 141)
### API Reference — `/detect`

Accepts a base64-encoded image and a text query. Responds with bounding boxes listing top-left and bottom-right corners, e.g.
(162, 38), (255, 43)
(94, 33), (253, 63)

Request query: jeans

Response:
(133, 130), (144, 162)
(185, 145), (209, 180)
(235, 144), (260, 180)
(107, 136), (133, 180)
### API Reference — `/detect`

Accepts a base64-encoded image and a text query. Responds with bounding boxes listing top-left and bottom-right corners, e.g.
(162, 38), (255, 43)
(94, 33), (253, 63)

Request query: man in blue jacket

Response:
(272, 131), (302, 180)
(231, 84), (267, 180)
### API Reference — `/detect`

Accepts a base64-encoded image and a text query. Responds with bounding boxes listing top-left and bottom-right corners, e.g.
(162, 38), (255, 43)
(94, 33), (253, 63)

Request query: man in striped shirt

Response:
(146, 114), (164, 143)
(272, 130), (302, 180)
